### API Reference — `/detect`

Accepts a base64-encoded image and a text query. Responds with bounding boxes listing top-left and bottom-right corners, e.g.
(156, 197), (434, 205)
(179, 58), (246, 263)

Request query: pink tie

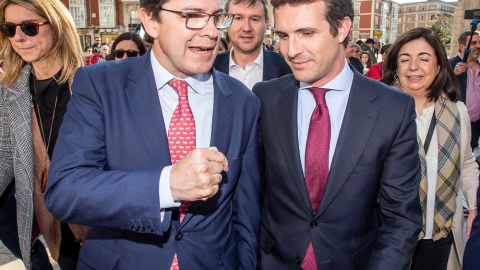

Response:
(302, 87), (330, 269)
(168, 79), (196, 270)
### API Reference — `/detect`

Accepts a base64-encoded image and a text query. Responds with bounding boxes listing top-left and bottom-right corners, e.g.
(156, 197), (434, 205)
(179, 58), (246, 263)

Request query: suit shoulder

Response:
(253, 74), (295, 96)
(214, 70), (258, 100)
(213, 51), (229, 71)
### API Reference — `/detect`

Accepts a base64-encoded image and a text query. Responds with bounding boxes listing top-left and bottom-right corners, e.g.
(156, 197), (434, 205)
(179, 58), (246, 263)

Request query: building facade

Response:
(60, 0), (141, 49)
(351, 0), (400, 44)
(397, 0), (456, 36)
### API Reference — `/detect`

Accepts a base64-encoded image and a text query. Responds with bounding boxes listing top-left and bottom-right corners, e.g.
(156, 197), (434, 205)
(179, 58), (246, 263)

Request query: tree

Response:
(428, 14), (453, 45)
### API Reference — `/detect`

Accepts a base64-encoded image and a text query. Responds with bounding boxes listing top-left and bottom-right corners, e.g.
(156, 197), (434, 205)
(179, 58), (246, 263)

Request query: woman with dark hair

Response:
(108, 32), (147, 61)
(218, 37), (228, 53)
(360, 51), (372, 73)
(381, 27), (478, 269)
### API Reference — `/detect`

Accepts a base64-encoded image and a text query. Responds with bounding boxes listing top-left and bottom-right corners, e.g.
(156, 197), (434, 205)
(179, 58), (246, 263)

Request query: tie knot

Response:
(308, 87), (330, 105)
(168, 79), (189, 97)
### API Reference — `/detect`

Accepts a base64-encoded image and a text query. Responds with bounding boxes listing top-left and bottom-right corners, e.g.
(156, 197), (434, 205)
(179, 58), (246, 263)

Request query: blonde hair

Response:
(0, 0), (84, 87)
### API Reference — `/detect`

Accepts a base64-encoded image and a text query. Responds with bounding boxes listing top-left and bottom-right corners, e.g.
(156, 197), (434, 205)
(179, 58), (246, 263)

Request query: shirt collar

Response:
(150, 51), (210, 96)
(299, 59), (353, 91)
(228, 47), (264, 69)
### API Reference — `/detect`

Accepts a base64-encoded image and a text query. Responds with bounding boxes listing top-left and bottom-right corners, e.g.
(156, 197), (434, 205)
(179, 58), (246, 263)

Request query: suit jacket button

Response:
(310, 221), (318, 228)
(138, 226), (145, 232)
(176, 232), (183, 241)
(131, 225), (137, 232)
(147, 226), (154, 232)
(295, 257), (301, 265)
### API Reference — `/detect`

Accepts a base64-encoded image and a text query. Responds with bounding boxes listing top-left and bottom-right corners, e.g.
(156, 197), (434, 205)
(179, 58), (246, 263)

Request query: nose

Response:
(12, 25), (27, 41)
(240, 18), (253, 31)
(199, 15), (218, 39)
(287, 36), (302, 59)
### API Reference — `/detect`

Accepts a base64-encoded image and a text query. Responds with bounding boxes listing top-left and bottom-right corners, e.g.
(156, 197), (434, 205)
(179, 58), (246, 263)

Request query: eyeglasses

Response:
(113, 49), (140, 58)
(0, 21), (49, 37)
(159, 8), (234, 30)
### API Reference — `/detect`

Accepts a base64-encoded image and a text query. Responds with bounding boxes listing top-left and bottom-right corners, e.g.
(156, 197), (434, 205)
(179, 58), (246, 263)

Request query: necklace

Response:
(32, 74), (59, 193)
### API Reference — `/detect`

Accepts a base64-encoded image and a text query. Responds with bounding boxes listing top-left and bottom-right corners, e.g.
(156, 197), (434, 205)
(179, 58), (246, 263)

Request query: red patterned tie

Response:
(302, 87), (330, 269)
(168, 79), (196, 270)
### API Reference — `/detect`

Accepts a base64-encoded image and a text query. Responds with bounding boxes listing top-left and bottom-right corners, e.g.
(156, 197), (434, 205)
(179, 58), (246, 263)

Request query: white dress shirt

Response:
(297, 60), (353, 173)
(150, 52), (214, 220)
(228, 48), (264, 90)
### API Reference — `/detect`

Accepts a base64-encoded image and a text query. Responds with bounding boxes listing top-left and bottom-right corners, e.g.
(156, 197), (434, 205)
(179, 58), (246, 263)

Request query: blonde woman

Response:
(0, 0), (84, 269)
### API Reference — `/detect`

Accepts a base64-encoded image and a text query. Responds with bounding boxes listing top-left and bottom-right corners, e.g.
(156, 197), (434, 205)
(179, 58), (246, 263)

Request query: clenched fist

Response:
(170, 147), (228, 202)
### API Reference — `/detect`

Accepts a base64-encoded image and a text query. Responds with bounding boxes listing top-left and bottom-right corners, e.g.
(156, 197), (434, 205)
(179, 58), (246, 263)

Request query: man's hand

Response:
(170, 147), (228, 202)
(467, 208), (477, 236)
(454, 62), (467, 76)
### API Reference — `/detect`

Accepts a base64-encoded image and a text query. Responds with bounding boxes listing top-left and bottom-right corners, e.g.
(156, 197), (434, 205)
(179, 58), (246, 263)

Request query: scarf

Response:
(417, 95), (461, 241)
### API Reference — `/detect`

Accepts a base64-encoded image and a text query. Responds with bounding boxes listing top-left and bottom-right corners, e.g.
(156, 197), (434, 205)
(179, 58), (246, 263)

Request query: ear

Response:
(140, 8), (159, 39)
(338, 16), (352, 44)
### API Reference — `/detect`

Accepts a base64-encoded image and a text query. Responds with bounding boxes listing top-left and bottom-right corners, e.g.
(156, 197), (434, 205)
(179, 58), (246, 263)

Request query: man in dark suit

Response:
(253, 0), (422, 269)
(44, 0), (262, 269)
(449, 31), (480, 151)
(213, 0), (291, 90)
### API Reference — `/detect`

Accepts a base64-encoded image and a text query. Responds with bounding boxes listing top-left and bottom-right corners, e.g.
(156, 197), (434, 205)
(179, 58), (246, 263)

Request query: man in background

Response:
(449, 31), (480, 151)
(214, 0), (291, 90)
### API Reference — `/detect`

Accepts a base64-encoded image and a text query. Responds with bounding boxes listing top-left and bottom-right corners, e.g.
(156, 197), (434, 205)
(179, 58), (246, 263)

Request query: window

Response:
(374, 17), (379, 29)
(354, 3), (360, 15)
(376, 2), (380, 13)
(431, 15), (435, 20)
(99, 0), (115, 27)
(130, 10), (140, 24)
(353, 31), (359, 42)
(420, 15), (424, 21)
(69, 0), (86, 28)
(353, 17), (359, 30)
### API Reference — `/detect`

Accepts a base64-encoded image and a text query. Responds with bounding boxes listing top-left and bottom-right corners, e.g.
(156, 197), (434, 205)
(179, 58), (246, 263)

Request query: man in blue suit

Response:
(44, 0), (262, 269)
(213, 0), (291, 90)
(254, 0), (422, 269)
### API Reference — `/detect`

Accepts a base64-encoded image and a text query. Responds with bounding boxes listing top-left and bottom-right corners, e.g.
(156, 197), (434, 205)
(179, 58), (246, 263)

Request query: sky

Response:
(394, 0), (457, 3)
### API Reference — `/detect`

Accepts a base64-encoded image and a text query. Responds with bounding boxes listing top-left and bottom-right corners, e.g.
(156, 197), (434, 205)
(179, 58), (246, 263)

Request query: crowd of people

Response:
(1, 0), (480, 269)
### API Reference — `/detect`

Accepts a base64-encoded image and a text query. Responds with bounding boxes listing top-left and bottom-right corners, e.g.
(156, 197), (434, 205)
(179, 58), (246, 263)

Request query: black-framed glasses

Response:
(0, 21), (49, 37)
(159, 8), (234, 30)
(113, 49), (140, 58)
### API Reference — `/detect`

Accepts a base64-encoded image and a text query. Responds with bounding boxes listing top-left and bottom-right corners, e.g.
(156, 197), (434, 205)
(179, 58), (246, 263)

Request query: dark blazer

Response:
(44, 50), (262, 270)
(449, 55), (467, 103)
(463, 178), (480, 270)
(349, 57), (364, 75)
(213, 48), (292, 81)
(253, 66), (422, 269)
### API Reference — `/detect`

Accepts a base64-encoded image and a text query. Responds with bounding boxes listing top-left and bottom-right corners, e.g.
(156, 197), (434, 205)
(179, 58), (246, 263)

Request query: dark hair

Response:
(365, 38), (374, 44)
(380, 27), (459, 102)
(360, 51), (372, 68)
(225, 0), (269, 21)
(108, 32), (147, 60)
(271, 0), (353, 47)
(356, 39), (363, 45)
(219, 37), (229, 51)
(458, 30), (479, 52)
(84, 46), (93, 52)
(380, 43), (391, 55)
(140, 0), (169, 21)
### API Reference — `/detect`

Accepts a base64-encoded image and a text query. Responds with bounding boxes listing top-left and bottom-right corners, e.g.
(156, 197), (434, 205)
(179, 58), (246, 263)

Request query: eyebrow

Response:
(399, 52), (432, 57)
(182, 7), (223, 14)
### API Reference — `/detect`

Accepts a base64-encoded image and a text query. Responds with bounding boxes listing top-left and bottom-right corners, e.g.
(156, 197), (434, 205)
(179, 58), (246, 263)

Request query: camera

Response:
(465, 9), (480, 20)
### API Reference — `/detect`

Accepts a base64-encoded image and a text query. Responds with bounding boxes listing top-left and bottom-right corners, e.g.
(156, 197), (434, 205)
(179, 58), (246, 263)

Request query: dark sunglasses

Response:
(0, 21), (49, 37)
(113, 49), (140, 58)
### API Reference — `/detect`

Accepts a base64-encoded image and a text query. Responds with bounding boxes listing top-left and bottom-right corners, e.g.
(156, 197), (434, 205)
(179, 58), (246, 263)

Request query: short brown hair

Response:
(271, 0), (353, 46)
(140, 0), (169, 20)
(380, 27), (459, 102)
(225, 0), (269, 21)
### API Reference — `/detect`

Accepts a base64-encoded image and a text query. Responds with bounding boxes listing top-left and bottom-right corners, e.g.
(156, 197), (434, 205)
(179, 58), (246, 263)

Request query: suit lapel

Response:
(181, 69), (234, 227)
(124, 52), (171, 168)
(274, 77), (312, 213)
(315, 73), (380, 217)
